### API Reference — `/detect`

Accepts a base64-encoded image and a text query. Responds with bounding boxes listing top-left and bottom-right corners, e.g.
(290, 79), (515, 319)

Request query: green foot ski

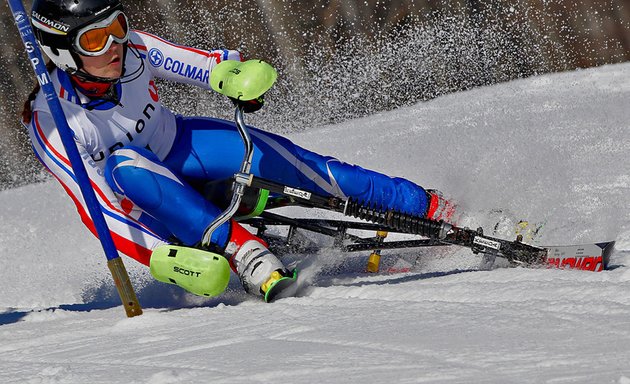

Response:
(264, 269), (299, 303)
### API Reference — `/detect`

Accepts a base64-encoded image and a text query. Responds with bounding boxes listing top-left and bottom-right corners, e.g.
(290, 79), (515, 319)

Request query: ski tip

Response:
(544, 241), (616, 272)
(600, 241), (616, 270)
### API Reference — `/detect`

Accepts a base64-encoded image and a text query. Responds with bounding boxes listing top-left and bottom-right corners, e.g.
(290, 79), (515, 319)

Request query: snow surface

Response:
(2, 63), (630, 383)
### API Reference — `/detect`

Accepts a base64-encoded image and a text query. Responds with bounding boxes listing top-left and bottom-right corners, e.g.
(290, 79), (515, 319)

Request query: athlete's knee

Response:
(106, 147), (146, 190)
(106, 146), (158, 167)
(324, 160), (372, 196)
(104, 147), (169, 208)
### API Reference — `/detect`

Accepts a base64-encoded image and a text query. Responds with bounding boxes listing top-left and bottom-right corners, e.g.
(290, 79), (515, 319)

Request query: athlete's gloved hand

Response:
(230, 95), (264, 113)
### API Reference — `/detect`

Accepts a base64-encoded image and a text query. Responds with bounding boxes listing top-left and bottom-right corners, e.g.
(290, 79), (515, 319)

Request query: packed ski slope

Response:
(1, 63), (630, 383)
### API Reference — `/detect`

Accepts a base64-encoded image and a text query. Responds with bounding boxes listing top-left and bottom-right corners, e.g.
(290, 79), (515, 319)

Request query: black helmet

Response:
(31, 0), (128, 75)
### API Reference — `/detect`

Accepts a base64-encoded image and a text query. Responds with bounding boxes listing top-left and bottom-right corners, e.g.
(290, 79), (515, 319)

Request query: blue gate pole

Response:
(7, 0), (142, 317)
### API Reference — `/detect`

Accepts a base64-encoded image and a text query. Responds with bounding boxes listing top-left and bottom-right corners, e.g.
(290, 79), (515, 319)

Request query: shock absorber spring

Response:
(344, 197), (444, 238)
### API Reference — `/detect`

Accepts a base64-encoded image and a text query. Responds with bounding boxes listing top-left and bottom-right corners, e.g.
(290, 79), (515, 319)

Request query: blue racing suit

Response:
(27, 30), (429, 266)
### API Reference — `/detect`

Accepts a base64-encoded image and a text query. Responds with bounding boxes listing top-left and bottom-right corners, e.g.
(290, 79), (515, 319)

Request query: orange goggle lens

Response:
(78, 13), (128, 53)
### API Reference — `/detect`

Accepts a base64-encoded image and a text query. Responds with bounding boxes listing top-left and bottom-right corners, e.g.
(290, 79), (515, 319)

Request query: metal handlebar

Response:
(201, 106), (254, 248)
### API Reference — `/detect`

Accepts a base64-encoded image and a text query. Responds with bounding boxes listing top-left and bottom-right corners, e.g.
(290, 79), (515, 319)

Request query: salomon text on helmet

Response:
(31, 0), (128, 74)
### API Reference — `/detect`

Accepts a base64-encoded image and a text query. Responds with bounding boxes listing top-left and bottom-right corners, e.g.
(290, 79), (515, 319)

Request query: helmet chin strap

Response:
(71, 70), (121, 84)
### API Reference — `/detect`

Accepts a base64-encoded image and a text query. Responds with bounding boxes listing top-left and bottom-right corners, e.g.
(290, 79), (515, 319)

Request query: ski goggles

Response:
(74, 10), (129, 56)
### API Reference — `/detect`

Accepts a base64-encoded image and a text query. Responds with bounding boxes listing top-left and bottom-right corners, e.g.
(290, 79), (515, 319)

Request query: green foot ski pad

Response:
(210, 59), (277, 101)
(150, 245), (231, 297)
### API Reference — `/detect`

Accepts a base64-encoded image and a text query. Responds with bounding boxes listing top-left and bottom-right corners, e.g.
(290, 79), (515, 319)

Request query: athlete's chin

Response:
(102, 65), (123, 80)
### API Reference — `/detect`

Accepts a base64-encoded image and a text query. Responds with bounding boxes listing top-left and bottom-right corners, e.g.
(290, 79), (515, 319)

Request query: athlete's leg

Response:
(104, 146), (230, 247)
(105, 146), (293, 297)
(165, 116), (431, 217)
